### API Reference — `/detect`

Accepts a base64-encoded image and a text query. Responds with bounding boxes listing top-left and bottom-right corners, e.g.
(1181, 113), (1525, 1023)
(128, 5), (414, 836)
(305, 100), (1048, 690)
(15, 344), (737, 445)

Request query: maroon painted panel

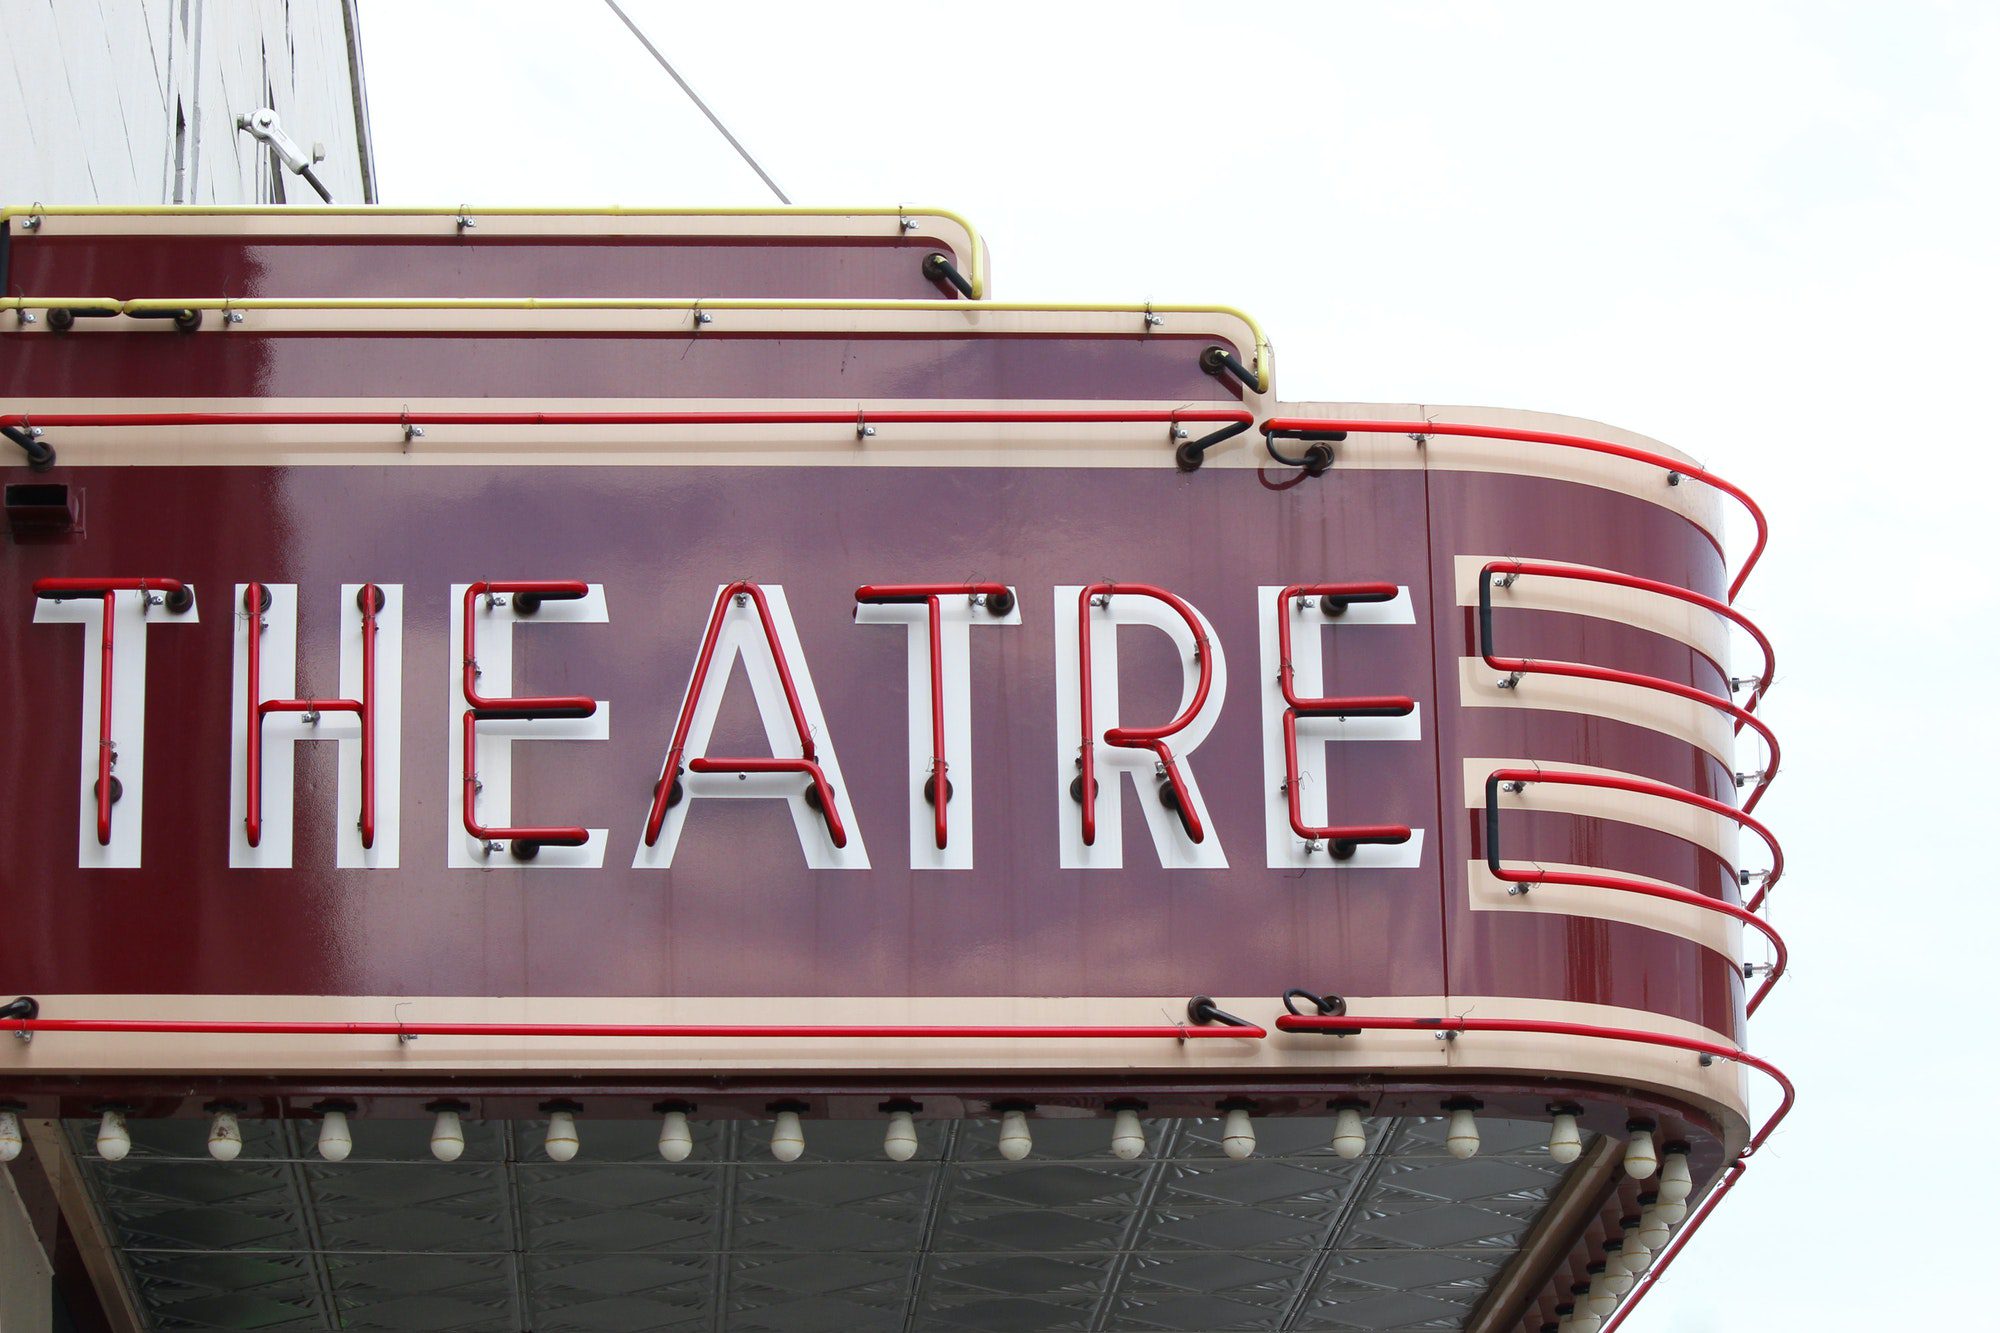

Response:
(5, 233), (970, 300)
(1423, 472), (1746, 1037)
(0, 332), (1238, 403)
(0, 461), (1752, 1042)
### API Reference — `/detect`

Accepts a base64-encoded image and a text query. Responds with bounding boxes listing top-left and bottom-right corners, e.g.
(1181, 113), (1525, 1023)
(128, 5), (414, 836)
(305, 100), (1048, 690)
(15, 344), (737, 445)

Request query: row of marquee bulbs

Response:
(1548, 1182), (1698, 1333)
(0, 1105), (1689, 1185)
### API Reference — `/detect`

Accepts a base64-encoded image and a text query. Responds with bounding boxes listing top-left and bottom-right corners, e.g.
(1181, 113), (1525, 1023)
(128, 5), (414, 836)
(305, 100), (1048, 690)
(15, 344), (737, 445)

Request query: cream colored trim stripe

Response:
(1467, 859), (1745, 960)
(1453, 554), (1733, 670)
(0, 992), (1749, 1135)
(1459, 657), (1737, 765)
(1462, 756), (1744, 864)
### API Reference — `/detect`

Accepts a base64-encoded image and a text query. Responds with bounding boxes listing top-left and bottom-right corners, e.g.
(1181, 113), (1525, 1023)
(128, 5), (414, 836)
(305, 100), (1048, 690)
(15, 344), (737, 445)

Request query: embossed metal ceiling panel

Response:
(65, 1114), (1581, 1332)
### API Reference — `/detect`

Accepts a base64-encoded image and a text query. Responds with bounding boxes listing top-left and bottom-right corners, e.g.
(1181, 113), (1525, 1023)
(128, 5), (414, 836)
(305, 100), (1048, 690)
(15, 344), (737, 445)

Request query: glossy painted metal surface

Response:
(0, 227), (1782, 1330)
(0, 206), (988, 296)
(0, 331), (1242, 404)
(1263, 418), (1766, 603)
(5, 234), (974, 301)
(0, 464), (1754, 1037)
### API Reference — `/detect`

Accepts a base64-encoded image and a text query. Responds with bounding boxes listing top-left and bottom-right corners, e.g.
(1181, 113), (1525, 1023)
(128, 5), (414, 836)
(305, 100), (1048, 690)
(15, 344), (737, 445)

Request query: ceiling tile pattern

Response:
(63, 1113), (1580, 1332)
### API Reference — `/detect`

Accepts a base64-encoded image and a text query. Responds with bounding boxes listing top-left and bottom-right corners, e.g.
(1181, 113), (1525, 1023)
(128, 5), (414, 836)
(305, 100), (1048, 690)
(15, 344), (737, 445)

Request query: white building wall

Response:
(0, 0), (375, 206)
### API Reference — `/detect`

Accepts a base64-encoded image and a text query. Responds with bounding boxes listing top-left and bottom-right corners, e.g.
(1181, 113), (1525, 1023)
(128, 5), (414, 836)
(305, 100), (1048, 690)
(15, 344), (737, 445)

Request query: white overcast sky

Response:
(358, 3), (1997, 1327)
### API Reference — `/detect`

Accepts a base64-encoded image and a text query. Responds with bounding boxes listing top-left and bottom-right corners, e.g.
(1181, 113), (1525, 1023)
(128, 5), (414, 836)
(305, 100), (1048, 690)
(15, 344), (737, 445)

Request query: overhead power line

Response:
(599, 0), (792, 204)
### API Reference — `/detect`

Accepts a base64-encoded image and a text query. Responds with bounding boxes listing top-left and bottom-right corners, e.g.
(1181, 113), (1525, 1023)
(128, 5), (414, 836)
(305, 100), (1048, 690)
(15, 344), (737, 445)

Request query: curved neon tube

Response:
(1261, 418), (1767, 602)
(1479, 563), (1780, 813)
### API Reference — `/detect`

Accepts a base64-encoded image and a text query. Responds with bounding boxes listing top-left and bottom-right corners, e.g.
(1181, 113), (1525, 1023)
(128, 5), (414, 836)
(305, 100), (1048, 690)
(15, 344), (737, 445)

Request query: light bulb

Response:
(0, 1109), (21, 1163)
(1601, 1253), (1635, 1297)
(1331, 1106), (1366, 1159)
(1568, 1309), (1602, 1332)
(1658, 1148), (1692, 1204)
(1445, 1106), (1480, 1159)
(884, 1110), (918, 1162)
(1548, 1112), (1582, 1163)
(1110, 1108), (1146, 1160)
(658, 1110), (692, 1162)
(1621, 1233), (1654, 1276)
(429, 1107), (465, 1162)
(1654, 1196), (1688, 1226)
(96, 1109), (130, 1161)
(207, 1109), (243, 1162)
(1221, 1108), (1256, 1160)
(1586, 1282), (1619, 1319)
(771, 1110), (805, 1162)
(316, 1110), (351, 1163)
(1636, 1208), (1670, 1253)
(544, 1110), (579, 1162)
(998, 1109), (1032, 1161)
(1622, 1126), (1657, 1179)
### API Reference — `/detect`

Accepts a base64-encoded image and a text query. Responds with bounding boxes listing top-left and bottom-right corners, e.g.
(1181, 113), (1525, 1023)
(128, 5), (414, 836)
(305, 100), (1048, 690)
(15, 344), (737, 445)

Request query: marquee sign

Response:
(1, 447), (1757, 1030)
(0, 207), (1786, 1333)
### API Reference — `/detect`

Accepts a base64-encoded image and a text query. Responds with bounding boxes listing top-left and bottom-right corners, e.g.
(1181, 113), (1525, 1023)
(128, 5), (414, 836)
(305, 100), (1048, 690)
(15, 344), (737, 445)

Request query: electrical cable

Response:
(599, 0), (792, 204)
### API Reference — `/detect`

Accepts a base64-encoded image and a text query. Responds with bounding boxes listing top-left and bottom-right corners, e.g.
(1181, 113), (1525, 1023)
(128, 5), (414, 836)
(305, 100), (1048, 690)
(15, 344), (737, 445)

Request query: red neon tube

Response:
(1076, 583), (1213, 845)
(1260, 418), (1768, 602)
(1482, 559), (1775, 713)
(460, 581), (598, 854)
(1485, 770), (1787, 1015)
(1275, 583), (1416, 852)
(1271, 1012), (1792, 1155)
(460, 711), (590, 850)
(1478, 564), (1780, 814)
(1489, 766), (1784, 912)
(244, 582), (381, 848)
(32, 578), (191, 845)
(0, 407), (1254, 434)
(645, 581), (845, 849)
(854, 583), (1013, 850)
(1273, 1011), (1789, 1329)
(4, 1017), (1264, 1041)
(461, 581), (595, 715)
